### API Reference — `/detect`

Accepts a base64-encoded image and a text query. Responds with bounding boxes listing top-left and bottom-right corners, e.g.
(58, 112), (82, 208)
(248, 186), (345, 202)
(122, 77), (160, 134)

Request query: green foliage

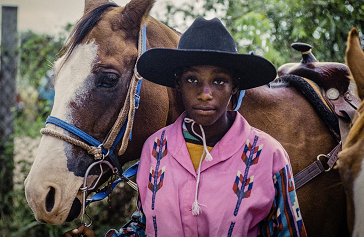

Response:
(15, 30), (65, 138)
(162, 0), (364, 67)
(1, 185), (77, 237)
(0, 26), (73, 236)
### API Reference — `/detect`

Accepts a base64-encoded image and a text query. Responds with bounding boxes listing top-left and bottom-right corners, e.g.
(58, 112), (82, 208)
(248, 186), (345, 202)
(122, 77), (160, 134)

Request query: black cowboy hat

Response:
(136, 17), (277, 89)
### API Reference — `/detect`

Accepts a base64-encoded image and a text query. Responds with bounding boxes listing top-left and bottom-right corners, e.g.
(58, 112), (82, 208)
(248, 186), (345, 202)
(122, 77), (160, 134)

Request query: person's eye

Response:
(213, 78), (226, 85)
(186, 77), (198, 84)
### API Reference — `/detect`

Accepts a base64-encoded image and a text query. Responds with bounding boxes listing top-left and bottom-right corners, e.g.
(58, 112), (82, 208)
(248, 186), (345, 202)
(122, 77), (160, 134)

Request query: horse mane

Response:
(166, 24), (182, 36)
(59, 2), (119, 60)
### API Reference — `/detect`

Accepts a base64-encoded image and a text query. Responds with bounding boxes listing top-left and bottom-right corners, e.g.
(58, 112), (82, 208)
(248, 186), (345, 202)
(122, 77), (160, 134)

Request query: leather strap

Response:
(294, 142), (341, 189)
(328, 89), (360, 145)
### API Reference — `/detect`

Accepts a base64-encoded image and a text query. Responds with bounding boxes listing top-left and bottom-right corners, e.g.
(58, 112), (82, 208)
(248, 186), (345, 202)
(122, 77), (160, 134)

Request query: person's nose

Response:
(198, 84), (213, 101)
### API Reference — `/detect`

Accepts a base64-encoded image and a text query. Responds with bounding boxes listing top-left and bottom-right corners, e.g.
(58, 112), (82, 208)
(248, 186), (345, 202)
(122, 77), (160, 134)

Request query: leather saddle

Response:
(272, 43), (361, 189)
(276, 43), (360, 144)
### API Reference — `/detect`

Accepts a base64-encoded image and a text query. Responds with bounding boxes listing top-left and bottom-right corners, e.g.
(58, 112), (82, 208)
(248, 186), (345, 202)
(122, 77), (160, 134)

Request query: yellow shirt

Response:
(185, 142), (213, 170)
(182, 121), (214, 170)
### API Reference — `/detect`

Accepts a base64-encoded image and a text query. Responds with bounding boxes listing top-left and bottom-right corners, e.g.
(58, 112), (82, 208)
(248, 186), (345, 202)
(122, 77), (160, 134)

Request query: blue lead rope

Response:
(86, 161), (139, 207)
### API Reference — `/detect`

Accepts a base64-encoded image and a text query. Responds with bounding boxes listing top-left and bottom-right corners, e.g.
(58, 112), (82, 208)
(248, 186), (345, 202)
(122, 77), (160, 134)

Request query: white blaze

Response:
(51, 42), (98, 120)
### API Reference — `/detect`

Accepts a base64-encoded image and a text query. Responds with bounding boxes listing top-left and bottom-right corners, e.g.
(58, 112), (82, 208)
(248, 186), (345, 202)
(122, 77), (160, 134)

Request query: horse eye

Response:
(95, 73), (119, 88)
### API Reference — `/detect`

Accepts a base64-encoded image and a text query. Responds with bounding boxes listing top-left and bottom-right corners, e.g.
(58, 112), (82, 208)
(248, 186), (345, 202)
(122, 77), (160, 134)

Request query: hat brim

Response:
(136, 48), (277, 89)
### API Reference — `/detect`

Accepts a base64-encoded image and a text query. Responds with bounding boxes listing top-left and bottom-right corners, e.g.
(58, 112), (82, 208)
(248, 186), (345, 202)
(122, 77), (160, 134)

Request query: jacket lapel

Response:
(168, 112), (198, 177)
(200, 112), (251, 172)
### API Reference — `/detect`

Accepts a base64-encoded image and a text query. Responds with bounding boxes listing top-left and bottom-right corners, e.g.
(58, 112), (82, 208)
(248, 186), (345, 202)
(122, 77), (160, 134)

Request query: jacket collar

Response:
(168, 111), (251, 176)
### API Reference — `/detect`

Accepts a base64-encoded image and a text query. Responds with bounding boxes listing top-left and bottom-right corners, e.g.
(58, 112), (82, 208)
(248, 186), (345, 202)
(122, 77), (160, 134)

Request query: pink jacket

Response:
(137, 111), (306, 237)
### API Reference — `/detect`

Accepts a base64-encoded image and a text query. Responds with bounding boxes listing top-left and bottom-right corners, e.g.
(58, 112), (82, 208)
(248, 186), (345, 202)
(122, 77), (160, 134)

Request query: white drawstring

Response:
(192, 153), (207, 215)
(184, 117), (213, 215)
(184, 118), (213, 161)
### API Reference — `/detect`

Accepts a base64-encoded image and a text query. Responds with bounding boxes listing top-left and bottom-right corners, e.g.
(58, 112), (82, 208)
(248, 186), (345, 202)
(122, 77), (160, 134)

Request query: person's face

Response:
(176, 65), (238, 127)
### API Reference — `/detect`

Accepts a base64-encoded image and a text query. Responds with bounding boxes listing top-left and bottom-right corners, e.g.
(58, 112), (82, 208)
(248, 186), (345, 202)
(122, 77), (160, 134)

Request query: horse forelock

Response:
(60, 3), (119, 61)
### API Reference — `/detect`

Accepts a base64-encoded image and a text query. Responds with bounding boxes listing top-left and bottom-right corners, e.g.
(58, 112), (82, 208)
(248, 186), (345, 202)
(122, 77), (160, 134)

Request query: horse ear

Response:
(84, 0), (109, 14)
(121, 0), (154, 29)
(346, 27), (364, 100)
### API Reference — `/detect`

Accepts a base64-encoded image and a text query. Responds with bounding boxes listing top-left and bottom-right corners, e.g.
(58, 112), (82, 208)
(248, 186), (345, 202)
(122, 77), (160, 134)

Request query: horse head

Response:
(337, 27), (364, 236)
(24, 0), (181, 225)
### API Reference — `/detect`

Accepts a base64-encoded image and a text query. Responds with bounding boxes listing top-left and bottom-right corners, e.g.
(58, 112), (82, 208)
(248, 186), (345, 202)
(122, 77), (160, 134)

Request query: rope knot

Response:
(192, 200), (207, 216)
(88, 146), (103, 160)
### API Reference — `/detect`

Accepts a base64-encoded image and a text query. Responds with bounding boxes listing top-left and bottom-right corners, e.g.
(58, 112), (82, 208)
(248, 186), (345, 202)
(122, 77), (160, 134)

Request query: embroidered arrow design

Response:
(152, 134), (168, 160)
(233, 171), (254, 198)
(233, 135), (262, 216)
(241, 138), (263, 165)
(149, 166), (166, 192)
(151, 131), (167, 210)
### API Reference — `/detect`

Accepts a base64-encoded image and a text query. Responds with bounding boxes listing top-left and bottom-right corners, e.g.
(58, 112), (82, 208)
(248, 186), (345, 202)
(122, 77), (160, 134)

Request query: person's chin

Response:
(190, 113), (217, 126)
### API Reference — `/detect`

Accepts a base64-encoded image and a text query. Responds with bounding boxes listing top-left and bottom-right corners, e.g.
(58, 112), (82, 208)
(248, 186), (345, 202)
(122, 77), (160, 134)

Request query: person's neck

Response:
(186, 113), (233, 143)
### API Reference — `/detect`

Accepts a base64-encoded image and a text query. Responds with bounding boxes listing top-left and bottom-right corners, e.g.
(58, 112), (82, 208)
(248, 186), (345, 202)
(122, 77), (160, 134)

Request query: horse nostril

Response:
(45, 187), (55, 212)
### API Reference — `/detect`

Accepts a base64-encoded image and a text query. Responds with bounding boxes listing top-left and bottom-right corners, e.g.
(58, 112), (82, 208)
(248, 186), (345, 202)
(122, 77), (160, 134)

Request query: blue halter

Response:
(45, 115), (129, 178)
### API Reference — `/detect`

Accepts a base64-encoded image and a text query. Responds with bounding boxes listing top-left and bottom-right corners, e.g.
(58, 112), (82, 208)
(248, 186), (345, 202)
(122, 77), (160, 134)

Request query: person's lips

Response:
(193, 106), (216, 115)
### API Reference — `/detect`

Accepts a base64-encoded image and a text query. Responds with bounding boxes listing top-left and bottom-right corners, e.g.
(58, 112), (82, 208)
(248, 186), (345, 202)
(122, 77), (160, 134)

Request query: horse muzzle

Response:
(24, 174), (83, 225)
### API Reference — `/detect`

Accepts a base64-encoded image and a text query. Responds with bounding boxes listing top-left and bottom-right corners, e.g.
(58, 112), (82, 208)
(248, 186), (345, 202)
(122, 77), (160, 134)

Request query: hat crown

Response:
(136, 17), (277, 89)
(178, 17), (237, 53)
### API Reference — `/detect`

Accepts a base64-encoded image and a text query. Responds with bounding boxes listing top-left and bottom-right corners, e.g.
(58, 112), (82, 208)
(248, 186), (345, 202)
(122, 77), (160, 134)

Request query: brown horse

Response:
(337, 27), (364, 237)
(24, 0), (348, 235)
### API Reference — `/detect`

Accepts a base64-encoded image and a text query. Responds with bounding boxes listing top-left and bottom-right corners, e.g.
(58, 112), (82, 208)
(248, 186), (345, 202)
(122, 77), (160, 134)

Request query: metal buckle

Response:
(80, 159), (118, 226)
(317, 154), (331, 172)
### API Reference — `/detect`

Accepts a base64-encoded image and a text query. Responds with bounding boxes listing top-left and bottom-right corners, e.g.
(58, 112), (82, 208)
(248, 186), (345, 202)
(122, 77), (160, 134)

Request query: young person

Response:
(65, 17), (306, 237)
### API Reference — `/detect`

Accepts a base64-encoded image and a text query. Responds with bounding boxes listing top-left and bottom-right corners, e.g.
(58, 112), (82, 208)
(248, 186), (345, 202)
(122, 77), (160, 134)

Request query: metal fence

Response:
(0, 5), (17, 218)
